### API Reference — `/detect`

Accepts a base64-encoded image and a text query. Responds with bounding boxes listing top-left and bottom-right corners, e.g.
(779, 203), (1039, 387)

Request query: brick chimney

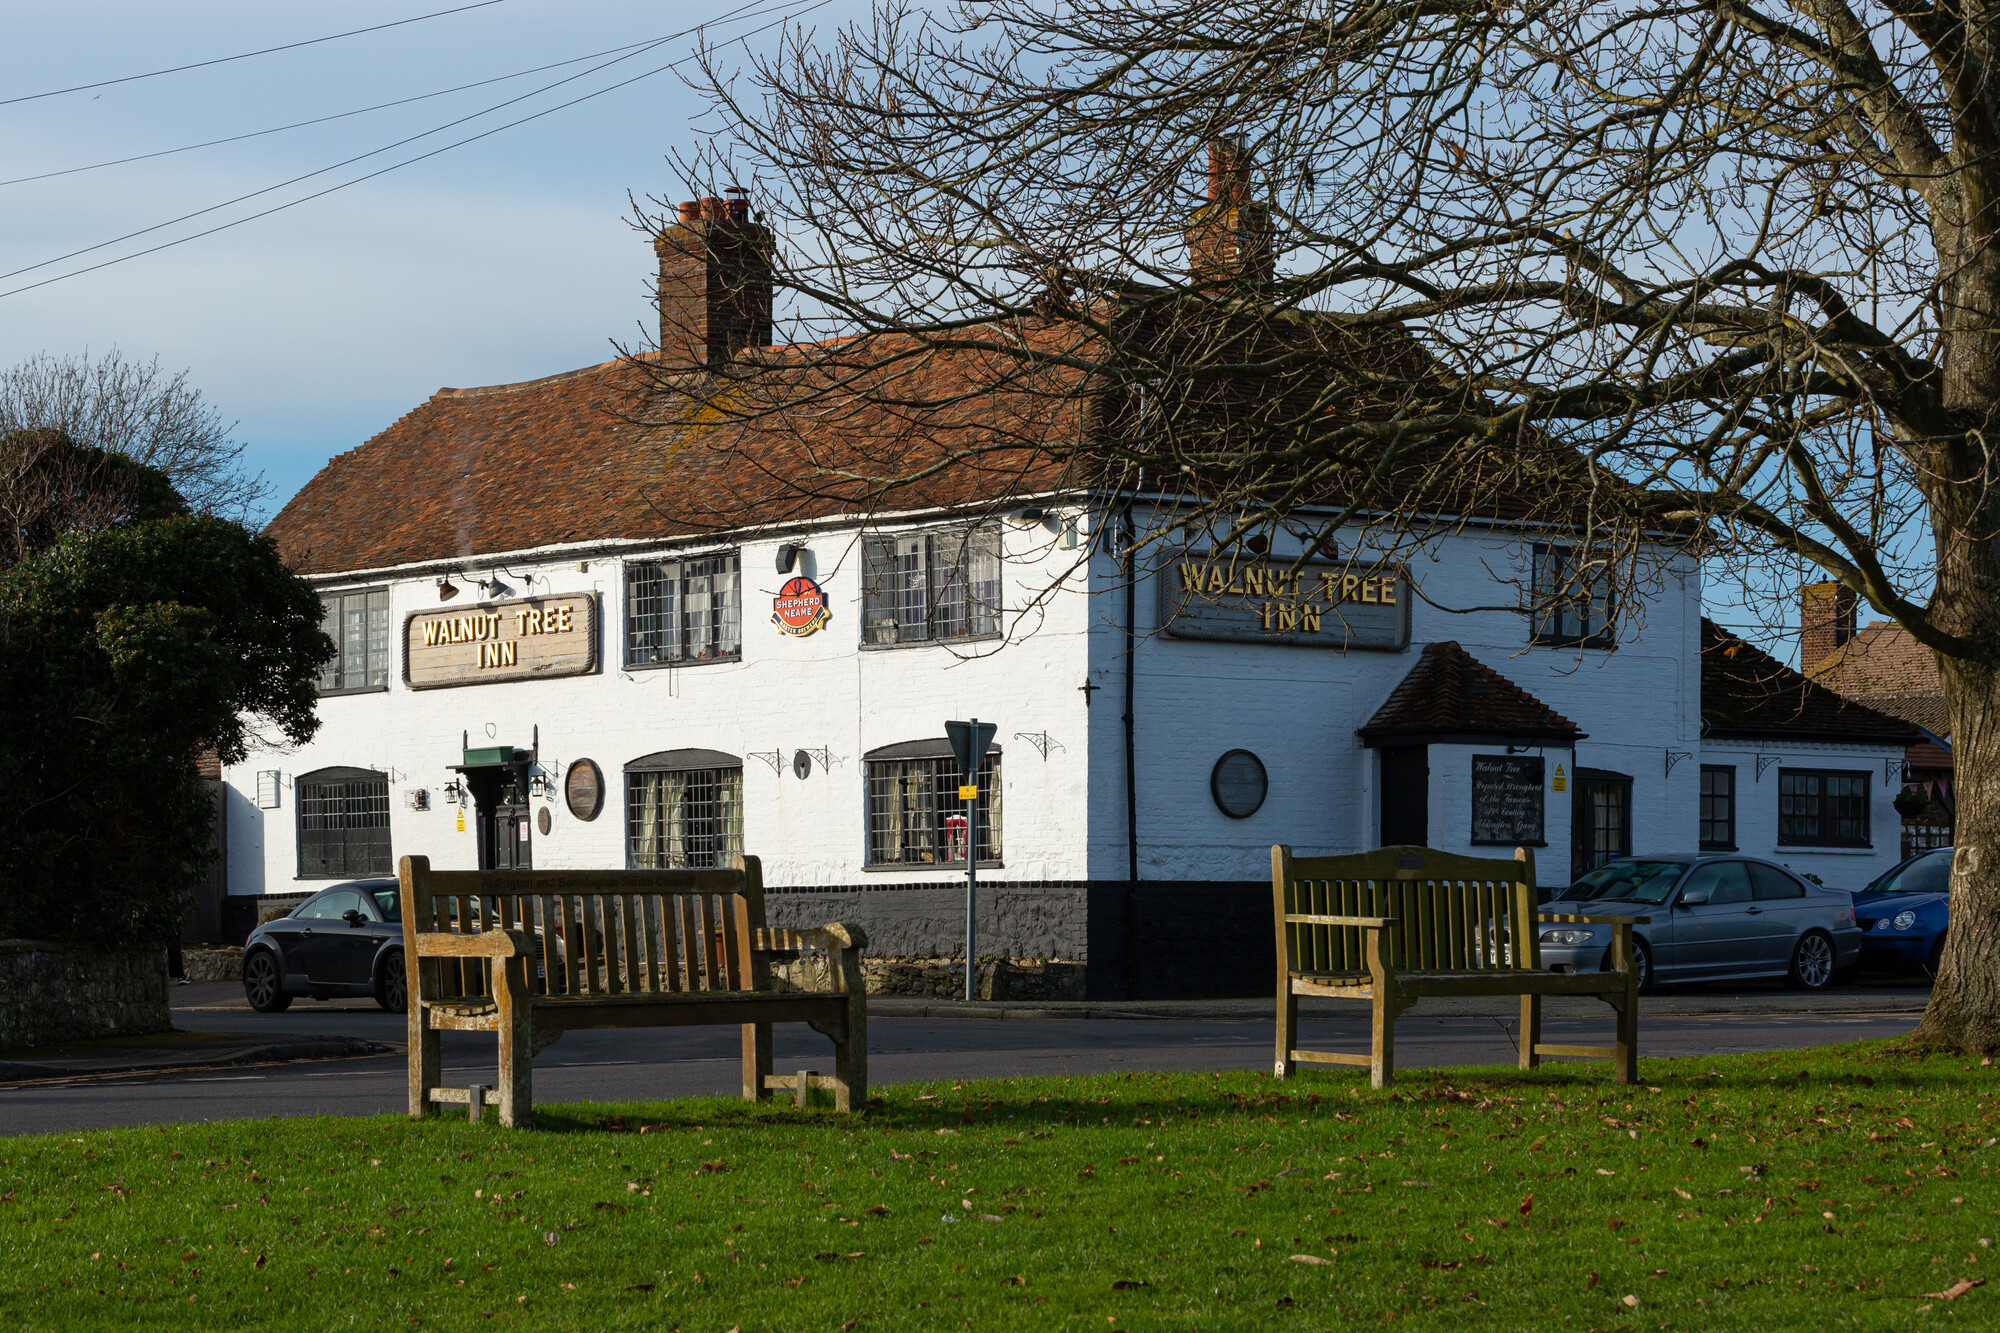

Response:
(1186, 138), (1272, 285)
(654, 187), (774, 370)
(1800, 580), (1857, 673)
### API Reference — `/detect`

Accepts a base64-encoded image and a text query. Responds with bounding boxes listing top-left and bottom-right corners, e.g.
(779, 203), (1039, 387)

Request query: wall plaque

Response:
(772, 575), (831, 636)
(403, 593), (598, 690)
(564, 759), (604, 822)
(1471, 754), (1545, 846)
(1158, 551), (1410, 649)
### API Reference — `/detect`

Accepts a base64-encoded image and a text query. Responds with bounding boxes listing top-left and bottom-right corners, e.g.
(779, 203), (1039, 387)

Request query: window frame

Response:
(1777, 767), (1872, 848)
(623, 550), (744, 670)
(1699, 765), (1737, 851)
(624, 751), (745, 870)
(316, 587), (392, 696)
(295, 766), (393, 880)
(860, 522), (1004, 649)
(1527, 544), (1616, 649)
(864, 743), (1003, 867)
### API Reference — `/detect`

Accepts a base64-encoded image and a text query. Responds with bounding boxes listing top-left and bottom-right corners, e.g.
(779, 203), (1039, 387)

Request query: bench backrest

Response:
(1274, 844), (1542, 977)
(400, 855), (769, 1000)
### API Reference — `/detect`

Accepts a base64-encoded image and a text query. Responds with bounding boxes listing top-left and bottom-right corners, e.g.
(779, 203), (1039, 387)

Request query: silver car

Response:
(1536, 855), (1862, 991)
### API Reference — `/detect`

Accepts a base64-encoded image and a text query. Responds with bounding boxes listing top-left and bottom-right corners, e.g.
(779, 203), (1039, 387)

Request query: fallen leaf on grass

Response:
(1923, 1279), (1987, 1302)
(1518, 1194), (1534, 1216)
(1622, 1294), (1641, 1308)
(1586, 1273), (1600, 1290)
(1112, 1279), (1151, 1289)
(542, 1233), (560, 1247)
(636, 1124), (667, 1134)
(1290, 1255), (1332, 1266)
(841, 1323), (860, 1331)
(1674, 1188), (1693, 1200)
(700, 1161), (730, 1174)
(865, 1204), (888, 1216)
(1005, 1276), (1027, 1286)
(1596, 1169), (1617, 1177)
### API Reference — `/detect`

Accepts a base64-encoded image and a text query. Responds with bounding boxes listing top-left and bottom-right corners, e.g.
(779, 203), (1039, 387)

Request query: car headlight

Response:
(1893, 910), (1918, 931)
(1873, 918), (1893, 932)
(1540, 929), (1596, 946)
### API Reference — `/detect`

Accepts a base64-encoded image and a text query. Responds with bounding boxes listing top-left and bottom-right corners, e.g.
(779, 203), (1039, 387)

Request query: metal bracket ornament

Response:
(1014, 731), (1064, 759)
(1885, 757), (1902, 787)
(1665, 750), (1693, 778)
(1756, 755), (1782, 782)
(746, 750), (785, 774)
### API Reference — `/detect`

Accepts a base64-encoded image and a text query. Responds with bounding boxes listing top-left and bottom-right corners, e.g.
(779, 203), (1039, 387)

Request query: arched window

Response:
(296, 766), (391, 878)
(625, 750), (744, 869)
(864, 739), (1001, 865)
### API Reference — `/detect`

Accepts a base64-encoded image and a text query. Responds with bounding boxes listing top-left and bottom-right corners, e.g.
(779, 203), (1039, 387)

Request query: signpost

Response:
(944, 718), (996, 1002)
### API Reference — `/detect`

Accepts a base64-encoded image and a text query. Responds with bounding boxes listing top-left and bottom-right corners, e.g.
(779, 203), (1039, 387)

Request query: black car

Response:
(242, 880), (406, 1014)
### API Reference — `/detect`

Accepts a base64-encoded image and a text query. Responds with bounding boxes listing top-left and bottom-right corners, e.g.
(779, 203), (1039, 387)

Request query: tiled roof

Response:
(1356, 641), (1585, 743)
(1701, 619), (1920, 745)
(1806, 621), (1947, 738)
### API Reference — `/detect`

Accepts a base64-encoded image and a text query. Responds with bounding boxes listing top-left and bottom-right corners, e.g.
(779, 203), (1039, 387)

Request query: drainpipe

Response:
(1121, 474), (1142, 998)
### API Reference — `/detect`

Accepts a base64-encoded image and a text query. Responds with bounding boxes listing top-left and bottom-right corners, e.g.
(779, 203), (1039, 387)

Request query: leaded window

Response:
(316, 589), (390, 693)
(625, 551), (742, 667)
(866, 747), (1001, 865)
(1699, 766), (1736, 850)
(1778, 769), (1870, 847)
(297, 767), (392, 878)
(861, 524), (1002, 646)
(1529, 545), (1614, 648)
(626, 756), (744, 869)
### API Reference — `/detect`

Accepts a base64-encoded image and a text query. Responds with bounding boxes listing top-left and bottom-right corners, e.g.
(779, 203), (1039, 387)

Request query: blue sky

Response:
(0, 1), (835, 522)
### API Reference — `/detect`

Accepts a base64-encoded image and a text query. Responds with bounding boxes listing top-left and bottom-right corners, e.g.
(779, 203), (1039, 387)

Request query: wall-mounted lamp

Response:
(442, 778), (465, 806)
(1009, 506), (1048, 525)
(775, 543), (801, 573)
(529, 770), (553, 800)
(437, 575), (460, 601)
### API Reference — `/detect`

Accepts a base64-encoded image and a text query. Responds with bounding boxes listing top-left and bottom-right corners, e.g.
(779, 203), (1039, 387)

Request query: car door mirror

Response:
(1677, 889), (1708, 907)
(342, 909), (366, 928)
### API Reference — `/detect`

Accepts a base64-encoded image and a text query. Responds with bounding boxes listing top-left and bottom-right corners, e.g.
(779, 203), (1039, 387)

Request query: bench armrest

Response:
(752, 924), (869, 954)
(1537, 913), (1652, 926)
(1284, 914), (1399, 929)
(412, 929), (534, 959)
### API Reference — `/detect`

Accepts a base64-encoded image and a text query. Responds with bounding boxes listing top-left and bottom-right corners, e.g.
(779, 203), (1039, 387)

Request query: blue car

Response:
(1853, 847), (1952, 976)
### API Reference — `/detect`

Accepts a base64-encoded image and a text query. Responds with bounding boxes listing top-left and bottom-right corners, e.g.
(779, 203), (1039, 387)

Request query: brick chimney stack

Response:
(654, 187), (774, 370)
(1187, 138), (1273, 285)
(1800, 580), (1858, 673)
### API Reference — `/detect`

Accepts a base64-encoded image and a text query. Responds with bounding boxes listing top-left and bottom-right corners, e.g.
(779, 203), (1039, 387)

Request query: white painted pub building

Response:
(224, 193), (1917, 997)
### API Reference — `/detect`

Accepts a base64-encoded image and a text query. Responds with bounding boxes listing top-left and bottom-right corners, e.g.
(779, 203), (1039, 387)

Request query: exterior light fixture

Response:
(776, 543), (801, 573)
(437, 576), (460, 600)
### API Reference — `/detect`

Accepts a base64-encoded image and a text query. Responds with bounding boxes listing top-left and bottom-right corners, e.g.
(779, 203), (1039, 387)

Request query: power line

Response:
(0, 0), (826, 303)
(0, 1), (508, 108)
(0, 1), (775, 286)
(0, 37), (669, 188)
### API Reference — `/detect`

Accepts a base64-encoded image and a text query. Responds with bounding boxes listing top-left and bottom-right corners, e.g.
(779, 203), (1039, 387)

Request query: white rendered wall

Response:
(224, 516), (1097, 898)
(1696, 740), (1904, 891)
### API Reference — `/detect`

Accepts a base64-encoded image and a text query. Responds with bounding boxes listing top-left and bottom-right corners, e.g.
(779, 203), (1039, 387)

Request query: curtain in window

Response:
(627, 767), (742, 868)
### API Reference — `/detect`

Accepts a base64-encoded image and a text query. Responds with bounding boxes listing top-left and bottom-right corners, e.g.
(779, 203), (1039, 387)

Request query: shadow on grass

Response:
(520, 1036), (1942, 1137)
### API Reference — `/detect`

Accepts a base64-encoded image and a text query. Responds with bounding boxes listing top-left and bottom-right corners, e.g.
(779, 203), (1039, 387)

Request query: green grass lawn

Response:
(3, 1041), (1997, 1330)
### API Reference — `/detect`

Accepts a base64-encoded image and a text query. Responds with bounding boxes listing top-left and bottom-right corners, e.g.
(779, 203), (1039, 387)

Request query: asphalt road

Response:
(0, 982), (1927, 1136)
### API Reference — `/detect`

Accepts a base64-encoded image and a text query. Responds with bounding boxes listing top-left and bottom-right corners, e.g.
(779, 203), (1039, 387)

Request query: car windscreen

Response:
(1554, 861), (1689, 905)
(1861, 850), (1953, 897)
(369, 888), (400, 922)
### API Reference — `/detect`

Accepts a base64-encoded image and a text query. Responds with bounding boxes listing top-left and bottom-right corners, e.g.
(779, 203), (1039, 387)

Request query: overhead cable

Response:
(0, 1), (508, 107)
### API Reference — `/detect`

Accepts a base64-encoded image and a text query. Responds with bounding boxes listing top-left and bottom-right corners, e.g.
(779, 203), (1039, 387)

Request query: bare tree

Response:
(0, 349), (265, 521)
(649, 0), (2000, 1046)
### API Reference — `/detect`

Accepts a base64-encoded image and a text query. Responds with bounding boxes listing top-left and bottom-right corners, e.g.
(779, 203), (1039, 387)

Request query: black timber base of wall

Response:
(765, 879), (1272, 1001)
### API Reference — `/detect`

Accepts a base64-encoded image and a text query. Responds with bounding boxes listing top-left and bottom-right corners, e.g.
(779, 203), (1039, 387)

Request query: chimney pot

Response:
(679, 200), (701, 222)
(655, 187), (774, 371)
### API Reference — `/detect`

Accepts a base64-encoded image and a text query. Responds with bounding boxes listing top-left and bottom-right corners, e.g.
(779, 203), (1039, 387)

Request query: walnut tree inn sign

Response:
(403, 593), (599, 689)
(1158, 552), (1411, 650)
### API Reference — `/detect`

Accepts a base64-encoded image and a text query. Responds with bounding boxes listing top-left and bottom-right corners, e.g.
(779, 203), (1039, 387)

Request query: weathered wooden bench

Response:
(1272, 844), (1645, 1088)
(399, 854), (867, 1127)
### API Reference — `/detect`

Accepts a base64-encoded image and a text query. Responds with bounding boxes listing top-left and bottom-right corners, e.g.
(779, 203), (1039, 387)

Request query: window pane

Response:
(365, 590), (391, 686)
(340, 594), (368, 690)
(627, 767), (744, 869)
(297, 774), (391, 876)
(626, 560), (677, 665)
(866, 752), (1000, 864)
(317, 596), (341, 691)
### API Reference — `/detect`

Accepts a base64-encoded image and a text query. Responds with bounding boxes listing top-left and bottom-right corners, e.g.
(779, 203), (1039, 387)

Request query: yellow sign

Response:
(1553, 764), (1567, 793)
(455, 810), (466, 833)
(958, 785), (979, 800)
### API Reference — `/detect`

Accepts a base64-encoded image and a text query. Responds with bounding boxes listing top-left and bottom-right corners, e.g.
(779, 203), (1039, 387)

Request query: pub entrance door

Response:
(1378, 745), (1429, 847)
(462, 763), (533, 871)
(1570, 768), (1632, 880)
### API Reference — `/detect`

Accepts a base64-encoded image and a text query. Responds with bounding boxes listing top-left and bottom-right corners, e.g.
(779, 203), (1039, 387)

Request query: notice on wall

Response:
(1157, 551), (1410, 649)
(1471, 754), (1545, 846)
(404, 593), (599, 690)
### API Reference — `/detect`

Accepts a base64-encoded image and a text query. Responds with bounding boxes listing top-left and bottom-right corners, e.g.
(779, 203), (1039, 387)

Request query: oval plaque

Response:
(536, 806), (553, 836)
(1211, 749), (1268, 819)
(564, 758), (604, 822)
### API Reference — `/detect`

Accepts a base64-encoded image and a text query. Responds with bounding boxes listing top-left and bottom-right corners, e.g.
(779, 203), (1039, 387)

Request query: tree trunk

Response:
(1912, 653), (2000, 1050)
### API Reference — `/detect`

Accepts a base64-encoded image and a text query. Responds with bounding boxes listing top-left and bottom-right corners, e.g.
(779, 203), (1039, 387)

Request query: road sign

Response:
(945, 719), (997, 781)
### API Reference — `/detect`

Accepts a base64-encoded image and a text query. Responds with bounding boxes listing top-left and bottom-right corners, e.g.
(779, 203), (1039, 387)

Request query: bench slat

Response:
(620, 894), (643, 995)
(425, 868), (750, 895)
(722, 891), (746, 992)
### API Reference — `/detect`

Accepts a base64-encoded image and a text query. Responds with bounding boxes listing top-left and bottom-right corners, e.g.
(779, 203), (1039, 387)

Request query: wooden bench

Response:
(1272, 844), (1646, 1088)
(399, 854), (867, 1127)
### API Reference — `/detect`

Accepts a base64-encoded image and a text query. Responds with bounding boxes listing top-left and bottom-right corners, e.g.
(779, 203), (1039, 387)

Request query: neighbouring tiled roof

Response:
(1356, 641), (1585, 743)
(1807, 621), (1948, 738)
(1702, 619), (1920, 745)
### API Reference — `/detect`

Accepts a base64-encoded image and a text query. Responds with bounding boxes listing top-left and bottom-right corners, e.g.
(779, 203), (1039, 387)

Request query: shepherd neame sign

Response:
(1158, 552), (1410, 650)
(403, 593), (599, 689)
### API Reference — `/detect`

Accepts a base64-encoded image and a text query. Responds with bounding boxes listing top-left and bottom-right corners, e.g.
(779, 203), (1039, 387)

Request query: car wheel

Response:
(242, 949), (291, 1013)
(377, 950), (408, 1013)
(1602, 937), (1654, 993)
(1784, 931), (1836, 991)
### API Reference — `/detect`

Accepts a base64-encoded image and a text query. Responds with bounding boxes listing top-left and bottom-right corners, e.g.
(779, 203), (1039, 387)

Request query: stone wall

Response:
(0, 941), (172, 1050)
(768, 954), (1085, 1000)
(182, 946), (244, 983)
